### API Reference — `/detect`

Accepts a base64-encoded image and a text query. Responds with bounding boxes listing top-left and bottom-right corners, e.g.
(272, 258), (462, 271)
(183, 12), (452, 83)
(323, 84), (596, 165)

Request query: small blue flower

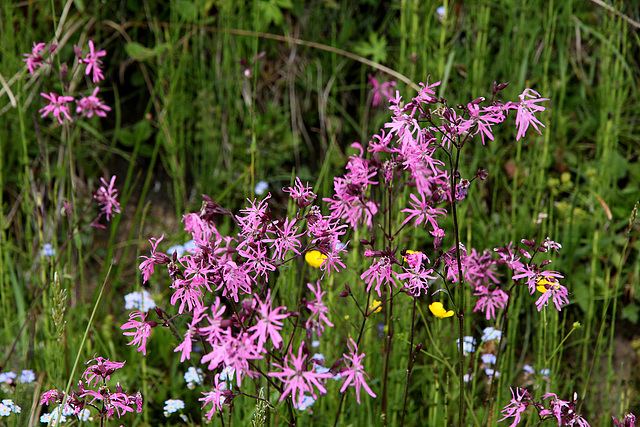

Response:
(0, 400), (19, 416)
(485, 368), (500, 378)
(315, 365), (331, 374)
(540, 368), (550, 376)
(78, 408), (91, 421)
(481, 354), (497, 365)
(41, 243), (56, 257)
(41, 406), (67, 425)
(456, 336), (477, 356)
(19, 369), (36, 383)
(184, 366), (203, 385)
(124, 290), (156, 311)
(481, 327), (502, 342)
(463, 373), (473, 383)
(164, 399), (185, 414)
(523, 364), (534, 375)
(254, 181), (269, 195)
(0, 372), (16, 384)
(294, 394), (316, 411)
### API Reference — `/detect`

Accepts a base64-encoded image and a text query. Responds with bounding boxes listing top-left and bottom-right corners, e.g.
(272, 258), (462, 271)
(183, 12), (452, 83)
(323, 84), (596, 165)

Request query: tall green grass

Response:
(0, 0), (638, 426)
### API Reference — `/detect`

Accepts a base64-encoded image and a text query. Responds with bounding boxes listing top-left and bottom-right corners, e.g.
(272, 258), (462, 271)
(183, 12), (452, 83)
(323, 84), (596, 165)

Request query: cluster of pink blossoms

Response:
(122, 79), (560, 418)
(499, 387), (591, 427)
(322, 77), (564, 318)
(23, 40), (111, 124)
(39, 356), (142, 421)
(125, 183), (375, 417)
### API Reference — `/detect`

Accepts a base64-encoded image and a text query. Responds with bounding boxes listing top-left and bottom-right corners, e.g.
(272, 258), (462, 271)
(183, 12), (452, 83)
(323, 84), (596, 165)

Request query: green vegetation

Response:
(0, 0), (638, 426)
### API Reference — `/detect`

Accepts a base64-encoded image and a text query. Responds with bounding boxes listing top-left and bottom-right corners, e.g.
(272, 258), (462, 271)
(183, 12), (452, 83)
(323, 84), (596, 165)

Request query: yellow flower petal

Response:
(403, 250), (421, 263)
(429, 302), (454, 318)
(369, 299), (382, 313)
(305, 250), (327, 268)
(536, 277), (560, 293)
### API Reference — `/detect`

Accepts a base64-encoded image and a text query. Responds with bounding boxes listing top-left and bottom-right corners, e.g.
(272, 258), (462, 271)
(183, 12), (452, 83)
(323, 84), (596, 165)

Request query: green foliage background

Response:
(0, 0), (639, 425)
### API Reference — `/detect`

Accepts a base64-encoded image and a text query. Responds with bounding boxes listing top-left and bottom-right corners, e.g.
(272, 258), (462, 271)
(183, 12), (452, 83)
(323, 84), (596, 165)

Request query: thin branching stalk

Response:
(400, 297), (418, 425)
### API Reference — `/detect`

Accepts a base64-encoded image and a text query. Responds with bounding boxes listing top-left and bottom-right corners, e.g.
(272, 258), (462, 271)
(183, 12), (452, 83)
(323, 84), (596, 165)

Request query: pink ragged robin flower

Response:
(76, 86), (111, 118)
(534, 278), (569, 312)
(174, 305), (208, 362)
(78, 381), (142, 418)
(539, 392), (590, 427)
(473, 285), (509, 320)
(304, 281), (334, 336)
(23, 42), (46, 74)
(215, 260), (253, 303)
(512, 266), (563, 295)
(248, 289), (290, 351)
(82, 356), (126, 387)
(401, 192), (447, 231)
(199, 373), (233, 419)
(338, 338), (376, 404)
(361, 256), (398, 297)
(121, 310), (154, 355)
(498, 387), (531, 426)
(264, 217), (304, 260)
(511, 88), (549, 141)
(39, 92), (75, 124)
(268, 341), (333, 407)
(170, 277), (205, 314)
(612, 413), (636, 427)
(94, 175), (121, 221)
(198, 296), (230, 345)
(201, 332), (261, 388)
(283, 177), (317, 209)
(82, 40), (106, 83)
(396, 254), (437, 297)
(138, 235), (170, 283)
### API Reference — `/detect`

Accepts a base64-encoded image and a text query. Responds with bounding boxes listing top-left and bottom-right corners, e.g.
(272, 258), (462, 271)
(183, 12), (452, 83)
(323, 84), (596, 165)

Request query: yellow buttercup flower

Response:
(429, 302), (454, 318)
(305, 250), (327, 268)
(536, 277), (560, 293)
(369, 300), (382, 313)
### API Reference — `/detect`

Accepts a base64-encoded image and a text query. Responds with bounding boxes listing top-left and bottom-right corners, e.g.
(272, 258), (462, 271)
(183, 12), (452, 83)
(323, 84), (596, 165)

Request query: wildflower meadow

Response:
(1, 1), (639, 426)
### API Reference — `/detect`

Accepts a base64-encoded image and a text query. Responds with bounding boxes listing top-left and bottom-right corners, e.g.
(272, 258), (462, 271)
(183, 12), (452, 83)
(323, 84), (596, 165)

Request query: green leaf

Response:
(260, 2), (284, 27)
(353, 32), (388, 64)
(621, 304), (639, 324)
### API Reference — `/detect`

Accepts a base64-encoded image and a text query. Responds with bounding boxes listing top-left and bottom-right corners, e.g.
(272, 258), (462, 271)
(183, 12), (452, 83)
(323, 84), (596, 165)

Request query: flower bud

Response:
(476, 169), (489, 180)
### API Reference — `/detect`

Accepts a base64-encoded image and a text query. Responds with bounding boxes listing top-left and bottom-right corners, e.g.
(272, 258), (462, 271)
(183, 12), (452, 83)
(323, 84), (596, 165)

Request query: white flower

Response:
(0, 404), (11, 417)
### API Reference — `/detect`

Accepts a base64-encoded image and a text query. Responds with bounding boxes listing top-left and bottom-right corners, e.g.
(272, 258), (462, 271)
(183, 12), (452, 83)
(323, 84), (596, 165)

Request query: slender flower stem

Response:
(333, 307), (370, 427)
(381, 294), (393, 426)
(485, 283), (516, 421)
(400, 297), (418, 425)
(448, 138), (467, 426)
